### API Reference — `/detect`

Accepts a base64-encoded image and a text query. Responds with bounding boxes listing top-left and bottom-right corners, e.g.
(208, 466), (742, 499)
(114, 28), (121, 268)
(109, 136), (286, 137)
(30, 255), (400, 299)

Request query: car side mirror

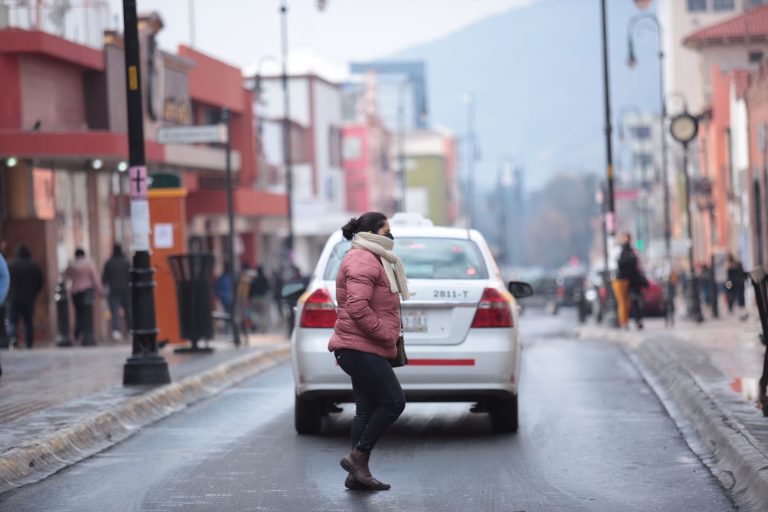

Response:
(508, 281), (534, 299)
(282, 280), (307, 301)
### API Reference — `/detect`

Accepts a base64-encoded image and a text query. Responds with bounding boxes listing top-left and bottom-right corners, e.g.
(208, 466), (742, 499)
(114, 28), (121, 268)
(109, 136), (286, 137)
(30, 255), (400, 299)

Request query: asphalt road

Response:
(0, 310), (736, 512)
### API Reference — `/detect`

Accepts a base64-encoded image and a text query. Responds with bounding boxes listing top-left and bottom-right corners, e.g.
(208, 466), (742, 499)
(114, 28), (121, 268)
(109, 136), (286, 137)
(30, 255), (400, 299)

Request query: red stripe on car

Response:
(407, 359), (476, 366)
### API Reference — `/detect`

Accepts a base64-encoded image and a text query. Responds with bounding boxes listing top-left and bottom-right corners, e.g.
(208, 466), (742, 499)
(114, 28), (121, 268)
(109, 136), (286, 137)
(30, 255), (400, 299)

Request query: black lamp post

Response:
(599, 0), (618, 326)
(121, 0), (170, 385)
(670, 110), (704, 323)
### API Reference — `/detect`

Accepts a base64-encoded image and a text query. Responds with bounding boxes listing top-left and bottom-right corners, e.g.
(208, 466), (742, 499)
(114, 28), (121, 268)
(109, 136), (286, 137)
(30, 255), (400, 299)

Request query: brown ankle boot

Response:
(344, 473), (369, 490)
(340, 449), (391, 491)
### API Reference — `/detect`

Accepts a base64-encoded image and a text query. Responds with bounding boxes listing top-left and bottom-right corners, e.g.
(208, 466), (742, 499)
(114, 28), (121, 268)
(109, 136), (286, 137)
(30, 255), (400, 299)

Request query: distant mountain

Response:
(390, 0), (660, 191)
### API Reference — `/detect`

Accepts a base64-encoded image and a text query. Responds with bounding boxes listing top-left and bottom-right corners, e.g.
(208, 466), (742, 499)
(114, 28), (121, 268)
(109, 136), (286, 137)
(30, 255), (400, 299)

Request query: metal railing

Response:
(0, 1), (112, 49)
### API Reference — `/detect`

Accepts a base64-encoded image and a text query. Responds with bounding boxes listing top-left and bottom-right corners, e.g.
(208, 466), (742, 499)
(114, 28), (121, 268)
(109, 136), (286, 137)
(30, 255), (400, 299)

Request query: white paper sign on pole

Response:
(131, 199), (151, 252)
(153, 223), (174, 249)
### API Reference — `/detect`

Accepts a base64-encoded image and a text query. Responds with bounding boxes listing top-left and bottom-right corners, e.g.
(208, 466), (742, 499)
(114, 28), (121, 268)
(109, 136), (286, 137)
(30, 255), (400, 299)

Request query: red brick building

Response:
(0, 14), (286, 343)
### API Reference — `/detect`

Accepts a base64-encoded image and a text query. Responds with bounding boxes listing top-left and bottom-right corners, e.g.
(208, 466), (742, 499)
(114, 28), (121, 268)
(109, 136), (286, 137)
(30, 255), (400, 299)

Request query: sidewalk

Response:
(577, 312), (768, 510)
(0, 334), (290, 494)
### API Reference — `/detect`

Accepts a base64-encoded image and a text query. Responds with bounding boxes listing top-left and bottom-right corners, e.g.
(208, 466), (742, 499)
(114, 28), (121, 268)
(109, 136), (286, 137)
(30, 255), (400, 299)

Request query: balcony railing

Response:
(0, 1), (111, 49)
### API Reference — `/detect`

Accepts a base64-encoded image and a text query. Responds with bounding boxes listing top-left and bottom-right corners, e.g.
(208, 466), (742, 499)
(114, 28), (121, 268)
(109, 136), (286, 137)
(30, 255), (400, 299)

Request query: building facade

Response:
(0, 13), (286, 343)
(254, 73), (356, 273)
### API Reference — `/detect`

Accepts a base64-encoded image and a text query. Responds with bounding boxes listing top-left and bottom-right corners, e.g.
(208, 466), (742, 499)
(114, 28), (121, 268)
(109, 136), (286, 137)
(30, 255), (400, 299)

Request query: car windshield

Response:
(323, 237), (489, 280)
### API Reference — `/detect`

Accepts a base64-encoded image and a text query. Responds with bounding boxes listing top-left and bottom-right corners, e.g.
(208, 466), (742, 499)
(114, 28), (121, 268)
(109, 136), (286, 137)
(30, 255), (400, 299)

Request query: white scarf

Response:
(351, 232), (410, 300)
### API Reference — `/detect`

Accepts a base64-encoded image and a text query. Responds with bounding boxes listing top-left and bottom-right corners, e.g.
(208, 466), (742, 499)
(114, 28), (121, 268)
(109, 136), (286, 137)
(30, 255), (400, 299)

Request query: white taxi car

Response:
(288, 213), (533, 434)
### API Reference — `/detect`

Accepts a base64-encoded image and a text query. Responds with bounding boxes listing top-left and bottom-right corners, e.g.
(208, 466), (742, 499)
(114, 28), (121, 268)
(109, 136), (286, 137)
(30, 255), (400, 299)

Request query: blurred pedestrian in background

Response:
(102, 244), (131, 341)
(271, 267), (285, 323)
(0, 240), (8, 348)
(215, 263), (234, 319)
(613, 233), (643, 329)
(0, 251), (9, 376)
(63, 248), (103, 346)
(6, 245), (44, 348)
(725, 253), (747, 320)
(698, 262), (714, 316)
(249, 265), (271, 333)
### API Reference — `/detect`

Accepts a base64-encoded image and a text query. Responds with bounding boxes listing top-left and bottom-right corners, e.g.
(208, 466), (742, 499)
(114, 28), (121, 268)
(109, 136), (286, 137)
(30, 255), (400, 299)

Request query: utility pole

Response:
(122, 0), (170, 385)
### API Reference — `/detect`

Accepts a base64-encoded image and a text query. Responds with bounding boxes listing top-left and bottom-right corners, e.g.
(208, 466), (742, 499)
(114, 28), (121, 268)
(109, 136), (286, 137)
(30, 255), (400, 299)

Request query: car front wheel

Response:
(489, 394), (519, 433)
(295, 395), (322, 435)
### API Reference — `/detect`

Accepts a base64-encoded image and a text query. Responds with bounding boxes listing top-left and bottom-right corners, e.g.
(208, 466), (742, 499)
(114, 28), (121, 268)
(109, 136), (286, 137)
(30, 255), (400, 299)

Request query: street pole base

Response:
(123, 355), (171, 386)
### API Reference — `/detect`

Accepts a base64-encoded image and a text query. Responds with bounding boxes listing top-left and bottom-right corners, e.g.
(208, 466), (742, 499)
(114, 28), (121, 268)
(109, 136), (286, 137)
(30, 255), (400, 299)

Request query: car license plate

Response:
(403, 310), (428, 333)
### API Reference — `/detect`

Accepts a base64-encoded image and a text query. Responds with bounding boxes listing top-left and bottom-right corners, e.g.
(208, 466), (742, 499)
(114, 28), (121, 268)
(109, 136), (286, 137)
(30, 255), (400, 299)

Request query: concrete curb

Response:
(0, 344), (291, 495)
(576, 326), (768, 511)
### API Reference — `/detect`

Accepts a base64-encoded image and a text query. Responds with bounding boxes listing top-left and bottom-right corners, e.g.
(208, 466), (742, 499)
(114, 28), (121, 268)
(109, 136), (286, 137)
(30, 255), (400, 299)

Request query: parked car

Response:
(591, 277), (666, 321)
(286, 213), (533, 435)
(523, 273), (559, 311)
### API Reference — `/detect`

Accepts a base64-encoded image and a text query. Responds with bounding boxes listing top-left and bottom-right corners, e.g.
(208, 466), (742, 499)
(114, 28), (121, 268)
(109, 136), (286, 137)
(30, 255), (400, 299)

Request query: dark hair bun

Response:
(341, 217), (359, 240)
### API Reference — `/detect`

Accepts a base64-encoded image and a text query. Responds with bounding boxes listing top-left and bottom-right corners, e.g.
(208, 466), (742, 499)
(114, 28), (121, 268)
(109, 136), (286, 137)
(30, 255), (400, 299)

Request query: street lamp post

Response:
(627, 11), (672, 265)
(279, 0), (294, 262)
(121, 0), (170, 385)
(222, 108), (240, 346)
(670, 110), (704, 323)
(599, 0), (618, 326)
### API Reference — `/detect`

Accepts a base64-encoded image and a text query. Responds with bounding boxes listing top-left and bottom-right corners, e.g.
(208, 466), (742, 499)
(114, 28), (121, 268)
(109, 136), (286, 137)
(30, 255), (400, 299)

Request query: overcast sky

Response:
(107, 0), (537, 79)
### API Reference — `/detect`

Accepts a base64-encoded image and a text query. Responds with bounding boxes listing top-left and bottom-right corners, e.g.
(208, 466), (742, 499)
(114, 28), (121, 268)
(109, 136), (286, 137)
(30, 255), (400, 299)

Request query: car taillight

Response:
(471, 288), (513, 328)
(299, 288), (337, 328)
(556, 286), (566, 299)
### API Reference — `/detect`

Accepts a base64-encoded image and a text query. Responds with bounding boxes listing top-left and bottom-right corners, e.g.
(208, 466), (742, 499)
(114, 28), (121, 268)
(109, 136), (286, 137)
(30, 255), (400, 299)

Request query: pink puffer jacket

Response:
(328, 247), (401, 359)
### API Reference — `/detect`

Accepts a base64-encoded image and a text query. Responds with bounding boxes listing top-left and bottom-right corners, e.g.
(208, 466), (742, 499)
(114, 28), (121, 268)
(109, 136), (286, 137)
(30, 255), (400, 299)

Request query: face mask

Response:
(384, 232), (394, 240)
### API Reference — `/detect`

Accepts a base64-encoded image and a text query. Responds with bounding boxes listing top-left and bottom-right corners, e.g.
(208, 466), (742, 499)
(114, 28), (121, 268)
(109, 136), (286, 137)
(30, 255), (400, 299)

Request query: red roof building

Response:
(684, 5), (768, 47)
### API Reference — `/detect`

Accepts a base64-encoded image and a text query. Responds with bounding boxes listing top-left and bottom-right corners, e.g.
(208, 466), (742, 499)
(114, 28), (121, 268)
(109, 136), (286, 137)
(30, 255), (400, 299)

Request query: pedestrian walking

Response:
(271, 267), (285, 322)
(0, 239), (7, 348)
(328, 212), (409, 491)
(102, 244), (131, 341)
(0, 251), (9, 377)
(63, 248), (104, 346)
(699, 263), (714, 315)
(612, 233), (644, 329)
(214, 263), (234, 319)
(6, 245), (44, 348)
(725, 253), (748, 320)
(249, 265), (271, 332)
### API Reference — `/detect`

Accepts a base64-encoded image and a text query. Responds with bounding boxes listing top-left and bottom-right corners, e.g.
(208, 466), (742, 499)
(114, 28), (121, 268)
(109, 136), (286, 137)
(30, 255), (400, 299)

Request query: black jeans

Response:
(8, 302), (35, 348)
(335, 349), (406, 453)
(72, 289), (95, 345)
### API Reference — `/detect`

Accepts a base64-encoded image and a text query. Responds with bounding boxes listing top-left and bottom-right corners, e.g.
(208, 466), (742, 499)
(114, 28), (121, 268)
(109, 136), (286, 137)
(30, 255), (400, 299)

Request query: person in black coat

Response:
(102, 245), (131, 340)
(616, 234), (647, 329)
(725, 253), (747, 319)
(7, 245), (44, 348)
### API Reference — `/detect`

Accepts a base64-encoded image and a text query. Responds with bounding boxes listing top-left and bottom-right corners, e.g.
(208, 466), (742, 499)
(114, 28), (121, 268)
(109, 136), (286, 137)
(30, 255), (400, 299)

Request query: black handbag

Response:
(390, 304), (408, 368)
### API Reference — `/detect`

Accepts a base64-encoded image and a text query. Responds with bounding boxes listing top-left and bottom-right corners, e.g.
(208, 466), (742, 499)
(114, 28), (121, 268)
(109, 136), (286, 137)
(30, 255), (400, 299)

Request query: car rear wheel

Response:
(489, 394), (519, 433)
(295, 395), (322, 435)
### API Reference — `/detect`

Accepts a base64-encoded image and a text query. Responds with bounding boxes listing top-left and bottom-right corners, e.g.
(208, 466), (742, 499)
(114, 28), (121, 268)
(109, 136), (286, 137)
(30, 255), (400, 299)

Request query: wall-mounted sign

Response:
(157, 124), (226, 144)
